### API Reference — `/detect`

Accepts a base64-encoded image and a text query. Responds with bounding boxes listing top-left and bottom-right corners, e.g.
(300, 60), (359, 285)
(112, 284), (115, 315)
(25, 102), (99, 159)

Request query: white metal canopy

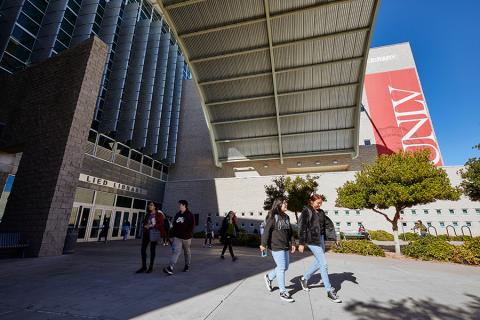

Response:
(157, 0), (380, 166)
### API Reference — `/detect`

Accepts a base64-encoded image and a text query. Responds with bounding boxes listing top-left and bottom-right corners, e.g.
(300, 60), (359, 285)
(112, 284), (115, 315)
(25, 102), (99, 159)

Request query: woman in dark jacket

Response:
(298, 194), (341, 303)
(219, 211), (239, 261)
(136, 202), (165, 273)
(260, 198), (296, 303)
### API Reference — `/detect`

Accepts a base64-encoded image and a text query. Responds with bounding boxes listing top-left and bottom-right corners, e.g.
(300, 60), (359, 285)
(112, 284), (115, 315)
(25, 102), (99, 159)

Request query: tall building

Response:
(0, 0), (185, 164)
(0, 0), (187, 245)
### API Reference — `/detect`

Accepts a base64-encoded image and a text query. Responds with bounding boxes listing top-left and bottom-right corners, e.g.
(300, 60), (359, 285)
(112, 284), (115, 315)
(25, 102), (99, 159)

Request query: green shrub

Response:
(451, 235), (472, 241)
(368, 230), (394, 241)
(453, 237), (480, 265)
(402, 236), (455, 262)
(333, 240), (385, 257)
(232, 233), (260, 248)
(399, 232), (420, 241)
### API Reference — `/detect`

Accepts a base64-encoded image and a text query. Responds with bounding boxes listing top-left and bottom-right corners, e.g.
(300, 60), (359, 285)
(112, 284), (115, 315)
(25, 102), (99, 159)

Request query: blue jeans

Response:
(268, 250), (289, 293)
(303, 236), (332, 292)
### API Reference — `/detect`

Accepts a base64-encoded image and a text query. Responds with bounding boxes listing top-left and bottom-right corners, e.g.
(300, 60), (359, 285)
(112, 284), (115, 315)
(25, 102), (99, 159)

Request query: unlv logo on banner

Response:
(364, 68), (443, 166)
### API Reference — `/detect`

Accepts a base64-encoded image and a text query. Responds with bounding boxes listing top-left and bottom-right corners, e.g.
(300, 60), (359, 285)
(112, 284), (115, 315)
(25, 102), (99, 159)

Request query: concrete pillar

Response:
(0, 37), (108, 256)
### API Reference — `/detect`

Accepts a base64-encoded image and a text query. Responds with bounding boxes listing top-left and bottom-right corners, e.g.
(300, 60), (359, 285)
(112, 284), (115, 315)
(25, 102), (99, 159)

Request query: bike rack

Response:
(428, 226), (437, 236)
(446, 225), (457, 238)
(461, 225), (472, 237)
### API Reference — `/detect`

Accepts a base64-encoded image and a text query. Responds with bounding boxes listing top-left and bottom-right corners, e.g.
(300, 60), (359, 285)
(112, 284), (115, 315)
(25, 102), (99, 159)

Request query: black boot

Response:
(146, 265), (153, 273)
(136, 267), (147, 273)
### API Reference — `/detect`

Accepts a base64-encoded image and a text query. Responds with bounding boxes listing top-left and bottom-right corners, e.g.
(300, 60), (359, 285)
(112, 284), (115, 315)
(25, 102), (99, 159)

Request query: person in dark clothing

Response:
(98, 218), (110, 243)
(219, 211), (239, 261)
(136, 202), (165, 274)
(260, 198), (296, 303)
(298, 194), (342, 303)
(204, 216), (214, 248)
(163, 200), (195, 275)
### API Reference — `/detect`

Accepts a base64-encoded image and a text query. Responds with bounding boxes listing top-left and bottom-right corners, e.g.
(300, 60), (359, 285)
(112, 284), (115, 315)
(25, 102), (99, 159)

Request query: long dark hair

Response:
(147, 201), (156, 213)
(268, 198), (286, 219)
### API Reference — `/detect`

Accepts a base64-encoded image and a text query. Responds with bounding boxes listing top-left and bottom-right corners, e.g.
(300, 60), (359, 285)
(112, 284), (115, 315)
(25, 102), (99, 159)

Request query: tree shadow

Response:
(287, 272), (358, 295)
(343, 294), (480, 320)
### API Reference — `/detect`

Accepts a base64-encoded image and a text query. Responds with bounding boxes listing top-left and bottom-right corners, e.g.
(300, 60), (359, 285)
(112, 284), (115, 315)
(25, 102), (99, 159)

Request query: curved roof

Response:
(158, 0), (380, 166)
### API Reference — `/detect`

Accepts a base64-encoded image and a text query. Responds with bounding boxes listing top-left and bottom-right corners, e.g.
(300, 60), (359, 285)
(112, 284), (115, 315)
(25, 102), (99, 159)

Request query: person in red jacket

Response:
(136, 202), (165, 274)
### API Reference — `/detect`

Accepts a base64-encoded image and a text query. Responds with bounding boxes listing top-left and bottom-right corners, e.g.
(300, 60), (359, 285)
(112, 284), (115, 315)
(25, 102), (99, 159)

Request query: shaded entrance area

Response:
(0, 37), (108, 256)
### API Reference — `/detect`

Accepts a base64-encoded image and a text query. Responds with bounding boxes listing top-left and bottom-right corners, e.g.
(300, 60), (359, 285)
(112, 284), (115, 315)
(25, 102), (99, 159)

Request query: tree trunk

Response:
(392, 210), (401, 256)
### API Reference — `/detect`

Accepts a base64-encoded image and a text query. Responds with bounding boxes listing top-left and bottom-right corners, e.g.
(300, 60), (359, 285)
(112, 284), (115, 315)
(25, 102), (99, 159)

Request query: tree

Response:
(263, 176), (287, 210)
(459, 144), (480, 202)
(335, 150), (461, 255)
(284, 175), (319, 222)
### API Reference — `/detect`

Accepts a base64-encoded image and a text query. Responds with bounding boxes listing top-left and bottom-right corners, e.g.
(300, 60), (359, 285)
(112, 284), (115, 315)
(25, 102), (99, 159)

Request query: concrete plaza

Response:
(0, 239), (479, 320)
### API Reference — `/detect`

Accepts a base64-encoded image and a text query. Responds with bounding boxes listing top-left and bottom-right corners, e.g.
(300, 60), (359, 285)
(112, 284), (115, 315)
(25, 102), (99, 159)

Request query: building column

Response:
(0, 37), (108, 256)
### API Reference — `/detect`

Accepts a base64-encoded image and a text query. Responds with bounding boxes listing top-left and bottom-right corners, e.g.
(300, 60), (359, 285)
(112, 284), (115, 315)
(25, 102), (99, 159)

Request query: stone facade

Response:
(0, 37), (108, 256)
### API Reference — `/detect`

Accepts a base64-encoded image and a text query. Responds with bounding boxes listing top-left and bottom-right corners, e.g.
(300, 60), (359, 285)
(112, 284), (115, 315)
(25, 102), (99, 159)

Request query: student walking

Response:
(413, 220), (428, 238)
(204, 217), (214, 248)
(219, 211), (239, 261)
(163, 200), (195, 275)
(98, 218), (110, 243)
(298, 194), (342, 303)
(122, 220), (131, 240)
(136, 202), (165, 273)
(159, 211), (172, 246)
(260, 198), (296, 303)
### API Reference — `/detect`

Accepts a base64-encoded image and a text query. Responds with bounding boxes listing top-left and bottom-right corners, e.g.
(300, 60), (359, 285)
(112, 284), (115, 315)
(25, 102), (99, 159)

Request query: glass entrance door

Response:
(89, 208), (104, 241)
(76, 207), (91, 241)
(111, 211), (123, 239)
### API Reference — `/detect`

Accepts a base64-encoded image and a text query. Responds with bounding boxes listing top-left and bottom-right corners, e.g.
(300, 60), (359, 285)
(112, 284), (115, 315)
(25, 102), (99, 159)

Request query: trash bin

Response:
(63, 228), (78, 254)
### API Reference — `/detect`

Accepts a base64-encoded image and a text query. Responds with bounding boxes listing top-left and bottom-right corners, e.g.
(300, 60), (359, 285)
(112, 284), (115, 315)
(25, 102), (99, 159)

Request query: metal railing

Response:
(427, 226), (438, 236)
(461, 225), (472, 237)
(446, 225), (457, 238)
(85, 129), (169, 182)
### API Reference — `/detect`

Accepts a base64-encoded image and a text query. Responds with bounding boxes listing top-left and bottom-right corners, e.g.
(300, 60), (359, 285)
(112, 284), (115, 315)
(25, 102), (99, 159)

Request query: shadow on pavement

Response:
(343, 294), (480, 320)
(287, 272), (359, 295)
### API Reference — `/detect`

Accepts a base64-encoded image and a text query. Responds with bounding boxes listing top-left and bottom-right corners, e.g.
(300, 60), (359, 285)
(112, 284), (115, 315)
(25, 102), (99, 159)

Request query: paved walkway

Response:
(0, 239), (479, 320)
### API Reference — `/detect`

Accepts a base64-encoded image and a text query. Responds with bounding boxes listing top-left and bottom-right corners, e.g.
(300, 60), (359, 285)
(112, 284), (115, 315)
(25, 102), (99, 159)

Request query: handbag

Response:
(149, 228), (161, 242)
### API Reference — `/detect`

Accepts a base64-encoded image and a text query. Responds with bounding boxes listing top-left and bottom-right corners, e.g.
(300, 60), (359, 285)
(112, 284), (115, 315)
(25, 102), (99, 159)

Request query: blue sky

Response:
(370, 0), (480, 165)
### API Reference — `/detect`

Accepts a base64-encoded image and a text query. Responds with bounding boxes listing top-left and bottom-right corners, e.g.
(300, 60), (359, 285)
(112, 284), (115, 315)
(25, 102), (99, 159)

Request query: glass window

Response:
(452, 221), (458, 227)
(364, 139), (371, 146)
(142, 157), (153, 167)
(400, 210), (404, 215)
(439, 221), (445, 227)
(94, 191), (115, 206)
(241, 223), (245, 227)
(423, 209), (429, 214)
(241, 212), (245, 216)
(250, 212), (253, 216)
(345, 210), (349, 215)
(436, 209), (442, 214)
(163, 166), (169, 174)
(54, 40), (67, 53)
(449, 209), (455, 214)
(133, 199), (146, 210)
(427, 222), (432, 227)
(130, 150), (142, 163)
(116, 196), (132, 208)
(335, 222), (340, 227)
(411, 209), (416, 215)
(17, 12), (40, 35)
(357, 222), (362, 226)
(74, 187), (94, 203)
(466, 222), (472, 227)
(98, 135), (115, 150)
(57, 28), (71, 47)
(68, 0), (80, 12)
(334, 210), (339, 215)
(346, 222), (351, 227)
(259, 212), (262, 216)
(462, 209), (468, 214)
(250, 223), (254, 227)
(29, 0), (48, 12)
(402, 222), (407, 226)
(356, 210), (360, 215)
(476, 208), (480, 214)
(88, 130), (97, 143)
(23, 1), (45, 22)
(6, 39), (31, 62)
(12, 25), (35, 48)
(0, 52), (25, 72)
(64, 8), (77, 25)
(61, 19), (74, 35)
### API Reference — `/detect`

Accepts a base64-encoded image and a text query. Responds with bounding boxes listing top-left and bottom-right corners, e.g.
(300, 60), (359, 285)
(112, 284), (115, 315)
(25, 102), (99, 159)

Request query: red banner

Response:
(364, 68), (443, 166)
